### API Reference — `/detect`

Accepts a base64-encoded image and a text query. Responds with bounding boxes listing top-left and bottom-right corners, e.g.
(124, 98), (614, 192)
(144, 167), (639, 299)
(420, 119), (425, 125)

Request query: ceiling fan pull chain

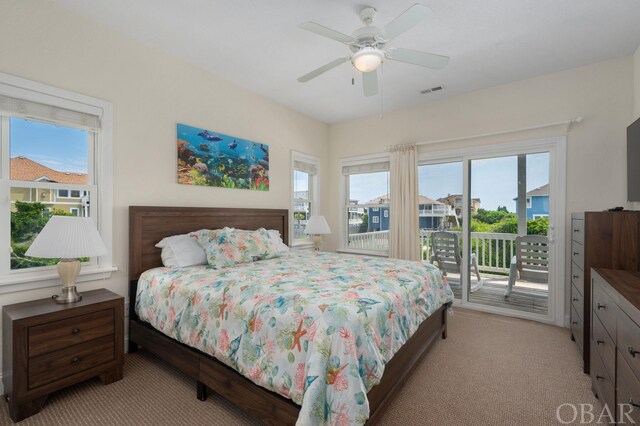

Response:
(380, 63), (384, 120)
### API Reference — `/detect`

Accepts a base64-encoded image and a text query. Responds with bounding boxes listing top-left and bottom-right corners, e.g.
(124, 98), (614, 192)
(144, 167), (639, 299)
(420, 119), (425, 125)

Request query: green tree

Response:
(473, 208), (514, 225)
(527, 216), (549, 235)
(359, 213), (369, 233)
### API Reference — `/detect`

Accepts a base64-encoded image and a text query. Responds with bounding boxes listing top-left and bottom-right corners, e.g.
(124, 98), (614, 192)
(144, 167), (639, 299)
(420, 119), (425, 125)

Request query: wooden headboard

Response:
(129, 206), (289, 281)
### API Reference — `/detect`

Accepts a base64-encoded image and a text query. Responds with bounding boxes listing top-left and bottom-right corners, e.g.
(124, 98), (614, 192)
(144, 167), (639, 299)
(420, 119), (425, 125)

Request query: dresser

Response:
(2, 289), (124, 422)
(570, 212), (640, 374)
(591, 269), (640, 423)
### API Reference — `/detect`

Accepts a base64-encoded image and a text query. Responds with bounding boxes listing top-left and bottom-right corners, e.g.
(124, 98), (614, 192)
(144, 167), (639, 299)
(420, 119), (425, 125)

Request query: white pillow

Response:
(155, 234), (207, 267)
(267, 230), (290, 255)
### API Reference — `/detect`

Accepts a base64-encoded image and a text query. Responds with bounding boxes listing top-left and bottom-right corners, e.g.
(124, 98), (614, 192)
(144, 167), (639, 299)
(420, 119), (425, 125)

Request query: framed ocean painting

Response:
(177, 123), (269, 191)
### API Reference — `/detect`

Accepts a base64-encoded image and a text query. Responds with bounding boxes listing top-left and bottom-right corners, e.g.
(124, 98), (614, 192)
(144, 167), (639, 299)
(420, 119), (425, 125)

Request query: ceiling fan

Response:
(297, 3), (449, 97)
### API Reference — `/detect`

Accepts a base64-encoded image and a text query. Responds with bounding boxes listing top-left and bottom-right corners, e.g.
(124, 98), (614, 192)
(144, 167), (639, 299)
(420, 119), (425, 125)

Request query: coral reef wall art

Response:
(177, 123), (269, 191)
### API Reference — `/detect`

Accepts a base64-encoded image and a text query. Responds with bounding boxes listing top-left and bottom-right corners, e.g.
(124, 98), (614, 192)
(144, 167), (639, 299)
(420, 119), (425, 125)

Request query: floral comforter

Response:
(135, 251), (453, 425)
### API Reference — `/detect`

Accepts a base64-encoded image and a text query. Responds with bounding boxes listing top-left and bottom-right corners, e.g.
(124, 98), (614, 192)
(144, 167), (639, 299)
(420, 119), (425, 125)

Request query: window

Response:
(0, 73), (114, 292)
(291, 152), (319, 246)
(341, 155), (390, 253)
(526, 197), (532, 208)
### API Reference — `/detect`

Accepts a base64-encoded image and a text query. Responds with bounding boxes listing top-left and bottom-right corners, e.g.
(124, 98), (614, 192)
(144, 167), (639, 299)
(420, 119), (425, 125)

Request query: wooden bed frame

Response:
(128, 206), (448, 425)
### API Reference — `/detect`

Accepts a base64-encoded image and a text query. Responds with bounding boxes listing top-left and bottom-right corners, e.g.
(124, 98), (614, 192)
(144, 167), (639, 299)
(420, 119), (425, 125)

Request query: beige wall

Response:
(635, 45), (640, 118)
(327, 56), (634, 323)
(0, 0), (329, 348)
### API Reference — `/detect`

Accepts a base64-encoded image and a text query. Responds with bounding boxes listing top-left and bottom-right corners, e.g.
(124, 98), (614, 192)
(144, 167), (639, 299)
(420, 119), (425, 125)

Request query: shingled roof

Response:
(10, 157), (87, 184)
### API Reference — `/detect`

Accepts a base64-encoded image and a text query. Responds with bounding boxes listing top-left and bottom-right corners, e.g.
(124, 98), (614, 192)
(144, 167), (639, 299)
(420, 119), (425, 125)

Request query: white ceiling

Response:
(50, 0), (640, 124)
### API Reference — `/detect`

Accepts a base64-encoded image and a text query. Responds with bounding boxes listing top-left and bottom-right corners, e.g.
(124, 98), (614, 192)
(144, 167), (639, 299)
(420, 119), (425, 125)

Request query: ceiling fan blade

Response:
(386, 48), (449, 69)
(299, 22), (356, 45)
(297, 57), (349, 83)
(362, 70), (378, 97)
(377, 3), (433, 42)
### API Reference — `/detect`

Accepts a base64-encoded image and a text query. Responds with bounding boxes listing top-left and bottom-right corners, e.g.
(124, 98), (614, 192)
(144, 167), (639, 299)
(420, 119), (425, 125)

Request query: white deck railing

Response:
(348, 230), (517, 274)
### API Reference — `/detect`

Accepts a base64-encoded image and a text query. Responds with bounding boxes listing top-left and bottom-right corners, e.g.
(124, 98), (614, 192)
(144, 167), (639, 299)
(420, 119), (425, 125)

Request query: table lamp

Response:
(304, 215), (331, 251)
(25, 216), (107, 304)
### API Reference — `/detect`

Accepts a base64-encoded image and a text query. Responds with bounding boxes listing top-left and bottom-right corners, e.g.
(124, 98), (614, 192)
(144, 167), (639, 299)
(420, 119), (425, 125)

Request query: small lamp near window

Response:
(304, 215), (331, 252)
(25, 216), (107, 304)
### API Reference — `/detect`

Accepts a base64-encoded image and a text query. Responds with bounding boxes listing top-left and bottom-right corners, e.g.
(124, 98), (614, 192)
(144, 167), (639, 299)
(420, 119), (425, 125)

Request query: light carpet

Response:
(1, 308), (599, 425)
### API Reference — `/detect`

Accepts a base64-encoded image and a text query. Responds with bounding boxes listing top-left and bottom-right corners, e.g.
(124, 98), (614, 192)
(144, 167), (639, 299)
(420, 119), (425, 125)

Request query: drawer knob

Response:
(71, 356), (81, 365)
(572, 321), (578, 325)
(597, 303), (605, 310)
(595, 374), (604, 381)
(573, 274), (579, 279)
(596, 339), (605, 345)
(573, 228), (580, 233)
(630, 346), (640, 358)
(630, 398), (640, 408)
(572, 298), (579, 302)
(71, 328), (80, 335)
(573, 252), (579, 256)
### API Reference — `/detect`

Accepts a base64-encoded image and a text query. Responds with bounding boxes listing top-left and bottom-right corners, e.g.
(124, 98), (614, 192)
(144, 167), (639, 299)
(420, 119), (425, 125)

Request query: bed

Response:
(129, 206), (453, 425)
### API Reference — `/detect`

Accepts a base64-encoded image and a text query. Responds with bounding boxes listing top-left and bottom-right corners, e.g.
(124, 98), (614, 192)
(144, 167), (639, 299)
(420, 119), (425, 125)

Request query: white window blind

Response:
(294, 159), (317, 175)
(0, 95), (101, 132)
(342, 161), (390, 175)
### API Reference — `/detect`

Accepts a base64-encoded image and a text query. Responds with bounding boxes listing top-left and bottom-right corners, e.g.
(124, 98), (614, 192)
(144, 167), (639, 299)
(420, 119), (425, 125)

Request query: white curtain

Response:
(389, 144), (419, 260)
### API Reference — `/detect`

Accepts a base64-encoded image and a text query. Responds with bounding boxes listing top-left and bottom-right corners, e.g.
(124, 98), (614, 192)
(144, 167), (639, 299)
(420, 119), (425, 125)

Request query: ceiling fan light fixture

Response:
(351, 47), (384, 73)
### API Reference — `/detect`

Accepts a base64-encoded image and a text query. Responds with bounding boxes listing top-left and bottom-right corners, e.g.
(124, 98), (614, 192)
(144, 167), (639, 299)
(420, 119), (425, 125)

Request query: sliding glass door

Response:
(420, 137), (565, 325)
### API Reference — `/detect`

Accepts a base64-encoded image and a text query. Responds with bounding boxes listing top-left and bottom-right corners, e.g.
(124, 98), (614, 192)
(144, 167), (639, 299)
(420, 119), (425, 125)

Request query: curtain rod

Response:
(387, 117), (584, 150)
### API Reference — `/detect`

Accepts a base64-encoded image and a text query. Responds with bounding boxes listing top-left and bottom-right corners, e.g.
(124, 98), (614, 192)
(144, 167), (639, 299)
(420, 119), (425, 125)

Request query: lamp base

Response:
(53, 286), (82, 304)
(312, 235), (322, 252)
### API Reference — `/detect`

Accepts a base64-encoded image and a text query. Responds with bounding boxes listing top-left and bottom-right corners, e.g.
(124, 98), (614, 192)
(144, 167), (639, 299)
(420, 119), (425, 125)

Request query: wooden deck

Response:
(445, 273), (548, 315)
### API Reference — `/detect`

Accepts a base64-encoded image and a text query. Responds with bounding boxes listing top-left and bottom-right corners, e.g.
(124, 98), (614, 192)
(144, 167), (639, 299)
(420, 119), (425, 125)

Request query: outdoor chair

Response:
(430, 231), (483, 292)
(504, 235), (549, 297)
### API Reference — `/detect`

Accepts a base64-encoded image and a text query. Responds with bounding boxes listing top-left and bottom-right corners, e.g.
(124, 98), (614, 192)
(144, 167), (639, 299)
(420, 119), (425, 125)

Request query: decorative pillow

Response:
(155, 234), (207, 268)
(191, 227), (281, 268)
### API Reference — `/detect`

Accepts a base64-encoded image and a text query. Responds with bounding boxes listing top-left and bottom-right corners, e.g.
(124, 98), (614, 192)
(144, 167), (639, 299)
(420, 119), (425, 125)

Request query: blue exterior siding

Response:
(527, 195), (549, 219)
(367, 204), (446, 231)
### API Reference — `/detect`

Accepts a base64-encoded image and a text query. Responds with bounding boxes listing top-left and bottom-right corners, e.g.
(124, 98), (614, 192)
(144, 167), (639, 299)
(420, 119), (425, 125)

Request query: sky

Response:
(350, 152), (550, 212)
(9, 117), (89, 174)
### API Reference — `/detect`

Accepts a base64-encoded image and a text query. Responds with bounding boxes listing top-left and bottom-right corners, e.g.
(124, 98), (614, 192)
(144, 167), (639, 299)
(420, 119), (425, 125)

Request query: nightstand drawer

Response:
(28, 335), (115, 389)
(29, 308), (114, 358)
(571, 263), (583, 290)
(571, 305), (584, 352)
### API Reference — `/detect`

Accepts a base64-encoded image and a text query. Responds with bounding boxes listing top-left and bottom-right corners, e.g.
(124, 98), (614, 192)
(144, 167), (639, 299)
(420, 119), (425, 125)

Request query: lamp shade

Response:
(25, 216), (108, 259)
(305, 215), (331, 235)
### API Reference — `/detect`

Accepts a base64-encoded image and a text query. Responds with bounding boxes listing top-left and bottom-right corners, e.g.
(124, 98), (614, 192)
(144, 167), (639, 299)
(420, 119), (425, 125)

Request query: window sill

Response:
(0, 265), (118, 294)
(337, 248), (389, 258)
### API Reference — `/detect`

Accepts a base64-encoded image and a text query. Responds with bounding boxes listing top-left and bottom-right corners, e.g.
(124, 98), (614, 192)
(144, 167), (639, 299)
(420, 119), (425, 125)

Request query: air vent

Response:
(420, 85), (444, 94)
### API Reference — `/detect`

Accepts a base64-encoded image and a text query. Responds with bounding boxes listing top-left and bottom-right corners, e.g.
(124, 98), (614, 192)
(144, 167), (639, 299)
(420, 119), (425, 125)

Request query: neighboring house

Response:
(366, 194), (459, 231)
(437, 194), (481, 218)
(514, 183), (549, 220)
(9, 157), (89, 216)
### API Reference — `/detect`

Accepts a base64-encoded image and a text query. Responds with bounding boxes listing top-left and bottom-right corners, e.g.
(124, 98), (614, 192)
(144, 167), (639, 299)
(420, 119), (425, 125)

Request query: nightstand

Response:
(2, 288), (124, 422)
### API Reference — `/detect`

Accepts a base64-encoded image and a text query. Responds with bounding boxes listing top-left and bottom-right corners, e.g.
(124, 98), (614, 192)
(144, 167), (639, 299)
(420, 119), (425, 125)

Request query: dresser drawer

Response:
(618, 309), (640, 381)
(571, 263), (583, 291)
(571, 241), (584, 270)
(29, 309), (115, 358)
(592, 314), (615, 379)
(571, 283), (584, 320)
(28, 335), (115, 390)
(590, 346), (615, 415)
(571, 218), (584, 245)
(571, 305), (584, 352)
(592, 280), (616, 339)
(618, 352), (640, 424)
